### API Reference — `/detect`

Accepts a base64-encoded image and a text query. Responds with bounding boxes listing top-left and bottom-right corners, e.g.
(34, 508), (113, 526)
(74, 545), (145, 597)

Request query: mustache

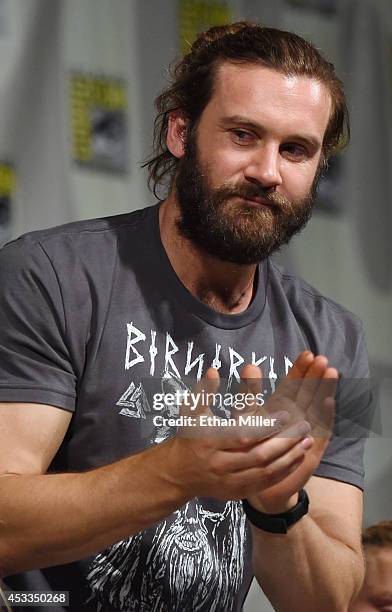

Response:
(214, 183), (293, 211)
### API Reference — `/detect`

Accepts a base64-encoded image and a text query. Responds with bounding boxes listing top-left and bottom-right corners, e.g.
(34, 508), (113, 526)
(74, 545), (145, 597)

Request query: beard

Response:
(175, 132), (320, 265)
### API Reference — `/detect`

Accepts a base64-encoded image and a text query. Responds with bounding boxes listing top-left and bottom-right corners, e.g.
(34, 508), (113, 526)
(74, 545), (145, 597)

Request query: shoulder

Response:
(268, 259), (367, 376)
(269, 259), (364, 331)
(0, 205), (154, 278)
(0, 205), (155, 309)
(3, 206), (150, 252)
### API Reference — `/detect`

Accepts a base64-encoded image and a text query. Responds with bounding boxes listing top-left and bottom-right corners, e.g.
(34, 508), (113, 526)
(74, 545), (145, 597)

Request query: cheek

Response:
(203, 156), (243, 186)
(281, 163), (317, 198)
(205, 149), (255, 186)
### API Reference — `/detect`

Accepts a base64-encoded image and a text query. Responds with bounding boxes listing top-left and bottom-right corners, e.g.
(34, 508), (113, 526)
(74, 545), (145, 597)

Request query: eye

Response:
(230, 129), (255, 145)
(281, 143), (308, 161)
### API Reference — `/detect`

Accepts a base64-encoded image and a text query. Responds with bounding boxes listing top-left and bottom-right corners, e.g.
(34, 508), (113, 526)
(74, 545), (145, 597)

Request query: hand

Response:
(244, 352), (338, 513)
(166, 353), (337, 505)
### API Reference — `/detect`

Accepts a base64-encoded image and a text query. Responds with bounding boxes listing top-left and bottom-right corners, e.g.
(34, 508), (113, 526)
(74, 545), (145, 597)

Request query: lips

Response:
(246, 196), (270, 205)
(239, 196), (275, 209)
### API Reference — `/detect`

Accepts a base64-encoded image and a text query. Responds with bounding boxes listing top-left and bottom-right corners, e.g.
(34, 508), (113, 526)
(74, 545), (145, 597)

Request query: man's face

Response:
(350, 547), (392, 611)
(174, 62), (331, 264)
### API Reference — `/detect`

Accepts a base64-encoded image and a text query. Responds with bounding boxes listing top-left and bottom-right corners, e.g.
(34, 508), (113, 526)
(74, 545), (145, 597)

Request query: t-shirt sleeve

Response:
(314, 322), (371, 490)
(0, 237), (76, 411)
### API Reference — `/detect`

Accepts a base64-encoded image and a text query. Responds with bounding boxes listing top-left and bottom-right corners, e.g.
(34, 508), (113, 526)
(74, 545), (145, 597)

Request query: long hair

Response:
(143, 21), (350, 198)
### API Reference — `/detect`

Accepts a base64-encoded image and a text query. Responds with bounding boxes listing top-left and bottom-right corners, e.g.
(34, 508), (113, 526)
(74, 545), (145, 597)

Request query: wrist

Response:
(243, 490), (309, 534)
(247, 493), (299, 515)
(154, 437), (194, 503)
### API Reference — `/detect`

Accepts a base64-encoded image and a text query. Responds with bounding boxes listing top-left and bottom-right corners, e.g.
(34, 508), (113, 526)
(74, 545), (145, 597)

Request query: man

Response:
(350, 521), (392, 611)
(0, 21), (368, 611)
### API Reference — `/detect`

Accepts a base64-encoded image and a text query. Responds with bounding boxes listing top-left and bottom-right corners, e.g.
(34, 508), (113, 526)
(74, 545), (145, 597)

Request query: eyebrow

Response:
(220, 115), (322, 150)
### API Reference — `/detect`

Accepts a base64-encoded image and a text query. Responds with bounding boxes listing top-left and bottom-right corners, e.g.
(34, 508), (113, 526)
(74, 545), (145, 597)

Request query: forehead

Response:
(204, 62), (331, 138)
(366, 547), (392, 574)
(364, 547), (392, 590)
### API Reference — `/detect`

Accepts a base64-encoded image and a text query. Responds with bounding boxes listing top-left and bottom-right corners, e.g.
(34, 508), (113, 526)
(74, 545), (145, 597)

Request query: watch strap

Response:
(242, 489), (309, 534)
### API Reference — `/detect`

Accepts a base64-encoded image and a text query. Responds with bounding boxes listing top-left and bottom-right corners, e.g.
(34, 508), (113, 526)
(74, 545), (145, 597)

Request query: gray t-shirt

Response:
(0, 203), (369, 612)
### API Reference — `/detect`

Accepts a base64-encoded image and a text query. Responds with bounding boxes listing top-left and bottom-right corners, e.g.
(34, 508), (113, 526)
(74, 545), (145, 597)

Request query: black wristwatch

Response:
(242, 489), (309, 534)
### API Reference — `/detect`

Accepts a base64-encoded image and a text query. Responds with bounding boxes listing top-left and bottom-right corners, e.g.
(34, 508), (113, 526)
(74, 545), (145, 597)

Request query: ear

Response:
(166, 112), (188, 159)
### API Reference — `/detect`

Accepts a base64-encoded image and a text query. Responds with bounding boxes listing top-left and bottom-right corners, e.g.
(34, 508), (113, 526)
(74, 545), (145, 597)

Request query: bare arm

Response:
(0, 365), (313, 578)
(239, 356), (365, 610)
(251, 477), (365, 611)
(1, 353), (349, 591)
(0, 403), (190, 576)
(0, 387), (307, 577)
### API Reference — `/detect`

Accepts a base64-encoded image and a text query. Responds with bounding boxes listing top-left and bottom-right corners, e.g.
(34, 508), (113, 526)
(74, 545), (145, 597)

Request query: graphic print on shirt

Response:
(87, 496), (247, 612)
(86, 368), (247, 611)
(86, 323), (294, 611)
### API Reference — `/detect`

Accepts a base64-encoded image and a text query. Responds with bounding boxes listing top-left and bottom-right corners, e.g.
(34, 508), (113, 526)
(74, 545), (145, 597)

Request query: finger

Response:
(180, 367), (220, 416)
(197, 366), (221, 398)
(227, 441), (309, 492)
(269, 355), (329, 425)
(272, 351), (315, 402)
(309, 394), (336, 439)
(300, 398), (334, 463)
(305, 365), (337, 435)
(217, 419), (312, 470)
(222, 365), (271, 440)
(294, 355), (329, 410)
(204, 409), (290, 449)
(286, 350), (315, 379)
(178, 368), (220, 436)
(266, 356), (333, 429)
(235, 364), (267, 415)
(239, 363), (262, 395)
(264, 393), (299, 424)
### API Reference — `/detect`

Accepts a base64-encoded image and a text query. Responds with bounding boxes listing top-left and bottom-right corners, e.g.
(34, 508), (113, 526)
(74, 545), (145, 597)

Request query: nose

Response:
(243, 144), (282, 190)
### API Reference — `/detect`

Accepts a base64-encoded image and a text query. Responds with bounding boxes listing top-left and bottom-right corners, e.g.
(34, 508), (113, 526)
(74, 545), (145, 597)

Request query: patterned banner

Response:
(178, 0), (232, 55)
(70, 73), (128, 173)
(0, 162), (15, 244)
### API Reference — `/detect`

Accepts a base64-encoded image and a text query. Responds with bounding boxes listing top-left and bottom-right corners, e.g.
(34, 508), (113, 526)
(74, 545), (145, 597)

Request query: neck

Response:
(159, 194), (258, 314)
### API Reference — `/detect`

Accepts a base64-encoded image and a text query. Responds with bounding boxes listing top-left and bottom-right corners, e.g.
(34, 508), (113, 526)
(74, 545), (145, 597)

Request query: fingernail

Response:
(301, 436), (313, 449)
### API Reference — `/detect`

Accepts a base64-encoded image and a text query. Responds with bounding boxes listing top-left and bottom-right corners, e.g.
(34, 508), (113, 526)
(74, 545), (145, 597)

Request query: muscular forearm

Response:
(251, 514), (364, 611)
(0, 439), (189, 576)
